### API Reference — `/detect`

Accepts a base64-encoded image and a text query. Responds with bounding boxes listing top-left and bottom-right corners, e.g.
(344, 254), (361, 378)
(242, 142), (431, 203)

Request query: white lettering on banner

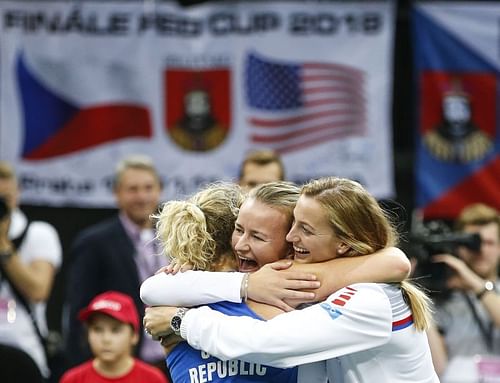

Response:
(188, 359), (267, 383)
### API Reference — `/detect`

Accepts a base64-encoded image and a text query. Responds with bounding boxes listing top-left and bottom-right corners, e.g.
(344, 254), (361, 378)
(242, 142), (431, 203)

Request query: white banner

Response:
(0, 1), (395, 207)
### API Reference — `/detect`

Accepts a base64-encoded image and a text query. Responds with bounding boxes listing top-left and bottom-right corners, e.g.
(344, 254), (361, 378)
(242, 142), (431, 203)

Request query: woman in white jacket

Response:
(144, 177), (440, 383)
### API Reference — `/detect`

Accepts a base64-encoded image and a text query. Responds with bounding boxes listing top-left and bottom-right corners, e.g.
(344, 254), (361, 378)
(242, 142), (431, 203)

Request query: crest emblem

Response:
(421, 73), (494, 163)
(165, 68), (231, 152)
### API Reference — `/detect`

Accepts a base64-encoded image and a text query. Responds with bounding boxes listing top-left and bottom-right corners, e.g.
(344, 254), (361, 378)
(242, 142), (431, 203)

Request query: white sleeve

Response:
(182, 283), (392, 368)
(21, 221), (62, 269)
(140, 270), (245, 306)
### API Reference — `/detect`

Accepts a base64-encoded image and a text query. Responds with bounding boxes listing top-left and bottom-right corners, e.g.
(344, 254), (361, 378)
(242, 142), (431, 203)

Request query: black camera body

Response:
(0, 196), (9, 220)
(410, 220), (481, 297)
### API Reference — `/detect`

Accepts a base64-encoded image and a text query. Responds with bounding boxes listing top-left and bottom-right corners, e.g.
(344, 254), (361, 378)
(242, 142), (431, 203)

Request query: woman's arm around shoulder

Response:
(140, 270), (245, 306)
(291, 247), (410, 301)
(182, 283), (392, 368)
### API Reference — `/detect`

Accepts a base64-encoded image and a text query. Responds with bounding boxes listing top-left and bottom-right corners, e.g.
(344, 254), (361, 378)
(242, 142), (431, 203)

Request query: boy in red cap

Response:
(60, 291), (167, 383)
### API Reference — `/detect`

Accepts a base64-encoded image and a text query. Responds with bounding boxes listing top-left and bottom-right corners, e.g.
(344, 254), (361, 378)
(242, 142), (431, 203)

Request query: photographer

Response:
(0, 161), (62, 381)
(428, 203), (500, 381)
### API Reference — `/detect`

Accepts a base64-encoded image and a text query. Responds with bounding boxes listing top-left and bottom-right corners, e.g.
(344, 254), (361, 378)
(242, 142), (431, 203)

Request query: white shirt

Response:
(181, 283), (440, 383)
(0, 209), (62, 377)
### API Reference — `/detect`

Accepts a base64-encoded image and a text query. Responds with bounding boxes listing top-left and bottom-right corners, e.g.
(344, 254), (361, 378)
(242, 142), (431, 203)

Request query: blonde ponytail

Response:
(154, 182), (244, 271)
(400, 280), (433, 331)
(155, 200), (216, 270)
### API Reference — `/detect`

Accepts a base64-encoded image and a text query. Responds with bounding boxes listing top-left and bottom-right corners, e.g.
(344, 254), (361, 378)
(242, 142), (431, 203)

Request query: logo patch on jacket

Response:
(320, 286), (357, 320)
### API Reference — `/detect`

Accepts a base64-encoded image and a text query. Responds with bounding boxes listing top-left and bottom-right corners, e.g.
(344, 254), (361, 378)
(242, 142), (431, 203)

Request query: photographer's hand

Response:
(0, 214), (55, 302)
(433, 253), (500, 327)
(432, 254), (484, 292)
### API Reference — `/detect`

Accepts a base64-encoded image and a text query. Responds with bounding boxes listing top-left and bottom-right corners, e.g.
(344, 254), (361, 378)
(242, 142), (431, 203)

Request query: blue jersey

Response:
(166, 301), (298, 383)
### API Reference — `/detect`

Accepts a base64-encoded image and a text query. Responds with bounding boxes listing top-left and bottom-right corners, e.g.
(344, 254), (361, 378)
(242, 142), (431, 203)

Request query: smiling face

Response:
(286, 195), (348, 264)
(232, 198), (292, 272)
(114, 168), (162, 228)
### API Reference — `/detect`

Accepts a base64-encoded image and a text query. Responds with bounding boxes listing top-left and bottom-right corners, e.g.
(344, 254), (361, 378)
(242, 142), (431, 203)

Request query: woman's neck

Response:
(246, 300), (285, 320)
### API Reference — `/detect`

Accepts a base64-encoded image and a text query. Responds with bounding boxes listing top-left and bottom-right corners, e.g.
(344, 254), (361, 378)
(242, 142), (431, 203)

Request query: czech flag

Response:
(17, 53), (152, 160)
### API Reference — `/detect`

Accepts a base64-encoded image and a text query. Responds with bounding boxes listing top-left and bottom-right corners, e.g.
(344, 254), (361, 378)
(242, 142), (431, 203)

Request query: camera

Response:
(410, 220), (481, 297)
(0, 196), (9, 220)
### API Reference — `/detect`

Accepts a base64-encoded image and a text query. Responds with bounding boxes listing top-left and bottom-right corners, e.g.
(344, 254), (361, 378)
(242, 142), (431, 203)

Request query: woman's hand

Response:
(247, 260), (320, 312)
(160, 333), (184, 355)
(143, 306), (178, 338)
(154, 260), (194, 275)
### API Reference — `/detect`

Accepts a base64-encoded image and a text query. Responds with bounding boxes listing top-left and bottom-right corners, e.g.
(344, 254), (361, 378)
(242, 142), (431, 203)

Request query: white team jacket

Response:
(140, 273), (439, 382)
(181, 283), (440, 383)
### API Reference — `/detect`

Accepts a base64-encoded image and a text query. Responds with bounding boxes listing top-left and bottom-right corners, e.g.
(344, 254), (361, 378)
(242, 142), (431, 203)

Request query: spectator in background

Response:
(0, 161), (62, 380)
(428, 203), (500, 381)
(64, 155), (169, 378)
(238, 149), (285, 191)
(60, 291), (167, 383)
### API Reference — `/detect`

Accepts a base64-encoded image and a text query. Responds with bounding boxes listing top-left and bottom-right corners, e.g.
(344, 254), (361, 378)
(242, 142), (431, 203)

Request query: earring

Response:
(337, 244), (348, 255)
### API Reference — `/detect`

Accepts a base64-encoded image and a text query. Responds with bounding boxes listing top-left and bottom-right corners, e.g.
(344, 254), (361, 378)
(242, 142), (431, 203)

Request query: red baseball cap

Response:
(78, 291), (139, 333)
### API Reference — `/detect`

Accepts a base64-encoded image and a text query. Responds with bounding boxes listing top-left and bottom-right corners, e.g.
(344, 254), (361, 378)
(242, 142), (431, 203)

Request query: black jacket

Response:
(65, 215), (144, 366)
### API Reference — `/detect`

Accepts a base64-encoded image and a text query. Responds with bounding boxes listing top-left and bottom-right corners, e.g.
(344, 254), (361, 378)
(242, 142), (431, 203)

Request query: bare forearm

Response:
(426, 323), (448, 376)
(435, 253), (500, 328)
(291, 247), (410, 301)
(2, 253), (55, 301)
(478, 291), (500, 327)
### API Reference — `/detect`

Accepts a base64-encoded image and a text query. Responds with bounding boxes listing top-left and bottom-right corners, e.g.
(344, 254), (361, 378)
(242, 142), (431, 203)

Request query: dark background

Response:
(18, 0), (417, 332)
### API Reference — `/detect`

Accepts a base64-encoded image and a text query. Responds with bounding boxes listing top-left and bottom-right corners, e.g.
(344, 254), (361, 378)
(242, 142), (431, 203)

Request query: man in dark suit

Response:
(64, 155), (169, 375)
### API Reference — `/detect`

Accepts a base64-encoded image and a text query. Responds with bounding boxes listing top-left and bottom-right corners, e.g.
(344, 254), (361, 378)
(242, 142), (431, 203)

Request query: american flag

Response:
(245, 53), (367, 154)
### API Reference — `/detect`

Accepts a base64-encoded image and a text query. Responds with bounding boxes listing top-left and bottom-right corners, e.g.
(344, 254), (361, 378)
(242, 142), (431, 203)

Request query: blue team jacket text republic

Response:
(166, 301), (298, 383)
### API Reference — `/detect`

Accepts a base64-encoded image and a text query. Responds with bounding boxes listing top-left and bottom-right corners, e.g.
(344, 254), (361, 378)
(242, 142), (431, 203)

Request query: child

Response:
(60, 291), (167, 383)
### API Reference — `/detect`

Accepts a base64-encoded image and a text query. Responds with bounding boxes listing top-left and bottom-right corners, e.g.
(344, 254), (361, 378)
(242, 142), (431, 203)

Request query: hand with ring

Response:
(143, 306), (178, 338)
(159, 333), (184, 355)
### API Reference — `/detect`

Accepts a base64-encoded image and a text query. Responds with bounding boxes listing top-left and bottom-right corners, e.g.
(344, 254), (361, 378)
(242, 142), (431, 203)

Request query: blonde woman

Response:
(147, 178), (439, 382)
(149, 181), (303, 382)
